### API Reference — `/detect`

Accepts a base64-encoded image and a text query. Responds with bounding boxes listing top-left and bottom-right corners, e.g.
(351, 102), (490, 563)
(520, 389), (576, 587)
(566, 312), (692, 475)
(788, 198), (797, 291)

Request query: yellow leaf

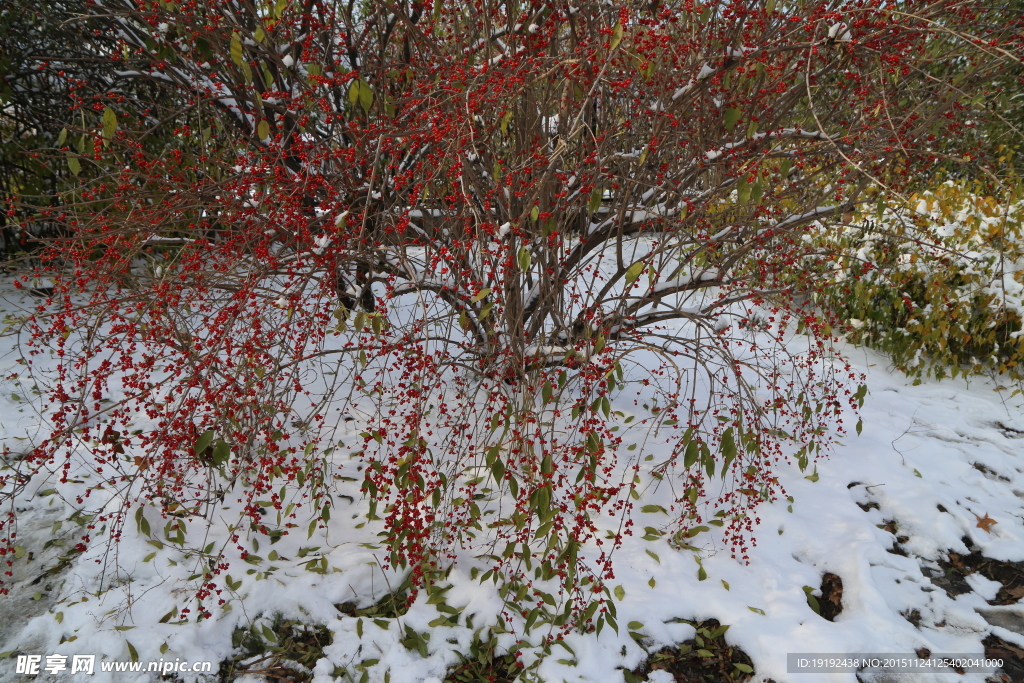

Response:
(358, 80), (373, 112)
(625, 261), (644, 284)
(102, 107), (117, 145)
(230, 33), (244, 67)
(610, 21), (623, 50)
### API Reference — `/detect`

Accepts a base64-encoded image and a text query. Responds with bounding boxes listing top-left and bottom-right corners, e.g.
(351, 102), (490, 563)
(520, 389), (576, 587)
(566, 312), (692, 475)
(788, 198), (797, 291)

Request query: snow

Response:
(651, 269), (720, 295)
(828, 23), (852, 42)
(768, 205), (842, 232)
(2, 276), (1023, 682)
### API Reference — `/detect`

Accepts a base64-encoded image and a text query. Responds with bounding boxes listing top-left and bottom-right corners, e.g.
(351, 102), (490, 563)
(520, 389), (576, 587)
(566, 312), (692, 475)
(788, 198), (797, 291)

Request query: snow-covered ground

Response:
(1, 276), (1023, 683)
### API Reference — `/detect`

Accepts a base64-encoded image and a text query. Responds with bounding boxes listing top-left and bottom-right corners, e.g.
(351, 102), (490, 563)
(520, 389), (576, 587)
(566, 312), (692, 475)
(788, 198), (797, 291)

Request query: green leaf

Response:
(683, 440), (699, 468)
(66, 153), (81, 176)
(645, 549), (660, 564)
(471, 288), (490, 303)
(530, 205), (540, 222)
(734, 663), (754, 674)
(349, 80), (361, 108)
(751, 180), (764, 204)
(640, 505), (667, 514)
(589, 188), (603, 213)
(500, 110), (513, 134)
(490, 457), (505, 483)
(138, 514), (151, 538)
(856, 419), (863, 435)
(724, 107), (742, 130)
(257, 120), (271, 140)
(126, 641), (139, 663)
(195, 430), (214, 456)
(702, 447), (715, 478)
(625, 261), (644, 285)
(57, 128), (68, 146)
(748, 606), (766, 615)
(212, 440), (230, 466)
(517, 246), (531, 272)
(720, 428), (736, 477)
(807, 595), (821, 614)
(614, 585), (625, 600)
(736, 178), (751, 204)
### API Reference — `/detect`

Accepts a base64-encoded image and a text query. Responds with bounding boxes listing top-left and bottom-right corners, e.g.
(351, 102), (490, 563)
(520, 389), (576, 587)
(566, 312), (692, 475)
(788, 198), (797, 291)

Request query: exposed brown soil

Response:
(627, 619), (762, 683)
(819, 572), (844, 621)
(927, 538), (1024, 605)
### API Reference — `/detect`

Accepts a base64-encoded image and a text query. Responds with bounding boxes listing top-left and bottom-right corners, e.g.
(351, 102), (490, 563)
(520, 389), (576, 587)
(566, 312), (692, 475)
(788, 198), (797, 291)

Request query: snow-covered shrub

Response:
(816, 181), (1024, 383)
(0, 0), (1018, 656)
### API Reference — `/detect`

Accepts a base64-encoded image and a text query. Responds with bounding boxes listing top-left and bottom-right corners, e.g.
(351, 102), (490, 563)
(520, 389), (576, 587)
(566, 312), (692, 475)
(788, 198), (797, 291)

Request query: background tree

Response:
(2, 0), (1020, 636)
(0, 1), (191, 268)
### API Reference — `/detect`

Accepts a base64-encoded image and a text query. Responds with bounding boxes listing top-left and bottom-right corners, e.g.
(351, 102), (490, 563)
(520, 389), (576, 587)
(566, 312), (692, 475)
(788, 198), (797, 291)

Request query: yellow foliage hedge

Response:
(813, 180), (1024, 384)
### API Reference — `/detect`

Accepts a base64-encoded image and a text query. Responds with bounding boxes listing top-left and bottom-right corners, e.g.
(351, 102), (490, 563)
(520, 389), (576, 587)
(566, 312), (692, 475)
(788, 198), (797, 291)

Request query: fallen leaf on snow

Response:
(975, 514), (998, 533)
